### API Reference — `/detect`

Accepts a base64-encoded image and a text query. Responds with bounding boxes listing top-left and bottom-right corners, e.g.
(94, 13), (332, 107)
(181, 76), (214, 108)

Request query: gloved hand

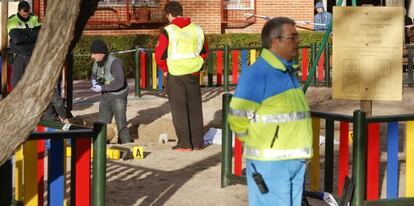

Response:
(91, 85), (102, 92)
(92, 79), (97, 87)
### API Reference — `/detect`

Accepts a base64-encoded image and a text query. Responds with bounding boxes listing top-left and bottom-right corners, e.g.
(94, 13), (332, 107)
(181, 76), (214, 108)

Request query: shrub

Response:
(72, 31), (330, 79)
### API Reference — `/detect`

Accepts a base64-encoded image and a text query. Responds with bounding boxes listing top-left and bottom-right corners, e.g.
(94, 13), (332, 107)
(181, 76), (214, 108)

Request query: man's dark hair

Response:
(18, 1), (30, 12)
(164, 1), (183, 17)
(90, 39), (108, 54)
(261, 17), (296, 49)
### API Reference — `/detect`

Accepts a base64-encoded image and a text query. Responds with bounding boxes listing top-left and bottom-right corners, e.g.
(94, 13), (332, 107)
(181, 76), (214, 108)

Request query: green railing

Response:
(221, 93), (414, 206)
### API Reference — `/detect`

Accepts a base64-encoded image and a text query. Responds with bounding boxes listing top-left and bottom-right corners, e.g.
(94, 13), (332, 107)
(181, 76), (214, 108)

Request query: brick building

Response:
(31, 0), (314, 35)
(29, 0), (413, 35)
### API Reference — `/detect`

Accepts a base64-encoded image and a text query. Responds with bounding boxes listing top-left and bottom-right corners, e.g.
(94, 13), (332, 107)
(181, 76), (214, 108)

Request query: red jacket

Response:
(155, 17), (209, 73)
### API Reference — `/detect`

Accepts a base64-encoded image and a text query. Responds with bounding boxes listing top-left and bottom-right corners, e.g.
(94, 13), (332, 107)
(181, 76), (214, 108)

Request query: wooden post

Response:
(1, 0), (8, 97)
(360, 100), (372, 117)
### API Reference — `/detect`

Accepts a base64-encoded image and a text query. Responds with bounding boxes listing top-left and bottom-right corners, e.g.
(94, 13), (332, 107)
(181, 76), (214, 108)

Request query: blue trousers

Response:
(246, 159), (306, 206)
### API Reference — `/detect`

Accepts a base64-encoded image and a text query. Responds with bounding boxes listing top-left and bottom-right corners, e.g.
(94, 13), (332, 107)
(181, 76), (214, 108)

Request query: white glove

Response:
(91, 85), (102, 92)
(92, 79), (97, 87)
(323, 192), (338, 206)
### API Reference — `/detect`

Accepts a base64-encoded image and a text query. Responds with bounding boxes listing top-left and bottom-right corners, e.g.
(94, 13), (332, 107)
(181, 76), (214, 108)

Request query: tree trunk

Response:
(0, 0), (98, 165)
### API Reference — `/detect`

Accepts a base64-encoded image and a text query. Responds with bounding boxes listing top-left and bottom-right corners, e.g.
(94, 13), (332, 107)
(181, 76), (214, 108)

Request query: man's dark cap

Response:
(90, 39), (108, 54)
(18, 1), (31, 12)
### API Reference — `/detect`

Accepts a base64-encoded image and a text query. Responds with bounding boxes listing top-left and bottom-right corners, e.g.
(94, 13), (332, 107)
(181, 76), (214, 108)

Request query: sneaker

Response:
(172, 145), (192, 151)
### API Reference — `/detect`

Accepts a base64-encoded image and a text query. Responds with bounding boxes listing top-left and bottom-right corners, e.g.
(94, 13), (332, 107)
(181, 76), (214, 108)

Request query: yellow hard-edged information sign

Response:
(332, 7), (403, 101)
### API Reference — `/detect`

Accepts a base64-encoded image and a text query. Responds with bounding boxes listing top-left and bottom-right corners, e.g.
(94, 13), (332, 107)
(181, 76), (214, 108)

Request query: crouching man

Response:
(90, 39), (131, 144)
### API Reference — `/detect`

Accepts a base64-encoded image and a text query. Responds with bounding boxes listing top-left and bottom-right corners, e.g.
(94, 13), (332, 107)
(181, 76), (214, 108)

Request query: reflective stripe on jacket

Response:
(7, 14), (41, 33)
(164, 23), (205, 76)
(228, 48), (313, 161)
(7, 14), (41, 56)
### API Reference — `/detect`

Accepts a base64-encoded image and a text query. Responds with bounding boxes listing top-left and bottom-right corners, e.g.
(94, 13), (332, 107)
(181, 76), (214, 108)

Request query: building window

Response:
(98, 0), (160, 7)
(225, 0), (254, 10)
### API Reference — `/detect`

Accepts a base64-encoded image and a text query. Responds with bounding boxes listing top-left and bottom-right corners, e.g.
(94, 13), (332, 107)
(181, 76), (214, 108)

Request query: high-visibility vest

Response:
(7, 14), (41, 33)
(7, 14), (41, 55)
(228, 49), (313, 161)
(164, 23), (205, 76)
(92, 54), (128, 95)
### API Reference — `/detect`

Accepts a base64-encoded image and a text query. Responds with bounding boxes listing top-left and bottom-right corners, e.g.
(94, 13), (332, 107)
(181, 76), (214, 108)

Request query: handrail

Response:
(28, 120), (100, 140)
(367, 114), (414, 123)
(311, 111), (353, 122)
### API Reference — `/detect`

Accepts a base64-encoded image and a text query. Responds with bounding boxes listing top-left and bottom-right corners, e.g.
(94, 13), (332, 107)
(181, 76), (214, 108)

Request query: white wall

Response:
(0, 2), (19, 46)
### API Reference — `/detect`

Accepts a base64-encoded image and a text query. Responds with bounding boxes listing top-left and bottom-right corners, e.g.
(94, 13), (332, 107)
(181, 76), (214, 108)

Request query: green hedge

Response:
(72, 31), (329, 80)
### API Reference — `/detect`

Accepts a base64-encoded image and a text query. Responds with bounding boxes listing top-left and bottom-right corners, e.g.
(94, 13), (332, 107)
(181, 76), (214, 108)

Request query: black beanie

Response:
(90, 39), (108, 54)
(18, 1), (31, 12)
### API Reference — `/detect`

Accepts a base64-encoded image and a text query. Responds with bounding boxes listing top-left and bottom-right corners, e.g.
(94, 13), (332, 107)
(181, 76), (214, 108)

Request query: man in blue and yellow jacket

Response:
(228, 17), (313, 206)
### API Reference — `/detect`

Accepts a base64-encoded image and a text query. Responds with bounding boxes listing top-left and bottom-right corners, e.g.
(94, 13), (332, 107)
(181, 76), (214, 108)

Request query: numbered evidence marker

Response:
(132, 146), (144, 159)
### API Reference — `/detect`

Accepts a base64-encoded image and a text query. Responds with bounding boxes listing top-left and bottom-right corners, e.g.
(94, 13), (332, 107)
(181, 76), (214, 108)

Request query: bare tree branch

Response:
(0, 0), (98, 165)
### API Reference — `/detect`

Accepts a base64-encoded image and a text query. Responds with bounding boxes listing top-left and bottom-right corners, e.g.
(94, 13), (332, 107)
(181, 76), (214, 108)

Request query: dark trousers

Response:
(99, 95), (131, 144)
(11, 54), (30, 88)
(43, 89), (73, 121)
(167, 74), (204, 149)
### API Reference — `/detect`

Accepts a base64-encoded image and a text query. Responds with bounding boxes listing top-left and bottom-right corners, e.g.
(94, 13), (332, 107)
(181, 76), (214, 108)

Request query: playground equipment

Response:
(221, 93), (414, 206)
(70, 42), (414, 100)
(0, 120), (107, 206)
(132, 44), (333, 96)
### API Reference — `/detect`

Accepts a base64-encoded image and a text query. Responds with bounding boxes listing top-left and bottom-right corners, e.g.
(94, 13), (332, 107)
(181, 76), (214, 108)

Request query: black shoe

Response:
(121, 150), (133, 160)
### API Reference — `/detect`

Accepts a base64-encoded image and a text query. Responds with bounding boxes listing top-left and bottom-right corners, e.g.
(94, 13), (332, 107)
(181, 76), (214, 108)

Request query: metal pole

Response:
(408, 46), (413, 87)
(352, 0), (357, 6)
(70, 137), (77, 206)
(361, 100), (372, 117)
(33, 0), (40, 17)
(134, 46), (141, 97)
(0, 160), (12, 206)
(66, 53), (74, 111)
(221, 93), (233, 187)
(92, 123), (106, 206)
(223, 45), (229, 92)
(207, 51), (214, 87)
(303, 0), (344, 93)
(311, 43), (317, 86)
(352, 110), (367, 206)
(324, 119), (334, 193)
(324, 43), (330, 87)
(1, 0), (8, 97)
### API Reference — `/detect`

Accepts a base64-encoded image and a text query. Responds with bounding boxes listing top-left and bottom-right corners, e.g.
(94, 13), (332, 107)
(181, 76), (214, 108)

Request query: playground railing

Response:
(0, 120), (107, 206)
(221, 93), (414, 206)
(131, 43), (332, 96)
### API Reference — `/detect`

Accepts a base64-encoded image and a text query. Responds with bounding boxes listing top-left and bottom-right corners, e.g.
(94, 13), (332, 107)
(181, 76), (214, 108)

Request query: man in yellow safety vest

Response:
(155, 1), (209, 151)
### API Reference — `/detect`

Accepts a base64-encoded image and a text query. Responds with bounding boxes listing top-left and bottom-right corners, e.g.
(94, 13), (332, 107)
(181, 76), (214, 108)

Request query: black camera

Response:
(96, 77), (105, 85)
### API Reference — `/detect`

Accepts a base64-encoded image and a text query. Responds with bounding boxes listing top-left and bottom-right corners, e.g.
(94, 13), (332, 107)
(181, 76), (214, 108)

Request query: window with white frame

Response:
(225, 0), (254, 10)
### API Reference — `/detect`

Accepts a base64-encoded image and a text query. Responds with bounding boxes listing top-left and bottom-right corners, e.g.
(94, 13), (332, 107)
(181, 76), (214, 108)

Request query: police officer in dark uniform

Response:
(7, 0), (41, 87)
(8, 1), (72, 123)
